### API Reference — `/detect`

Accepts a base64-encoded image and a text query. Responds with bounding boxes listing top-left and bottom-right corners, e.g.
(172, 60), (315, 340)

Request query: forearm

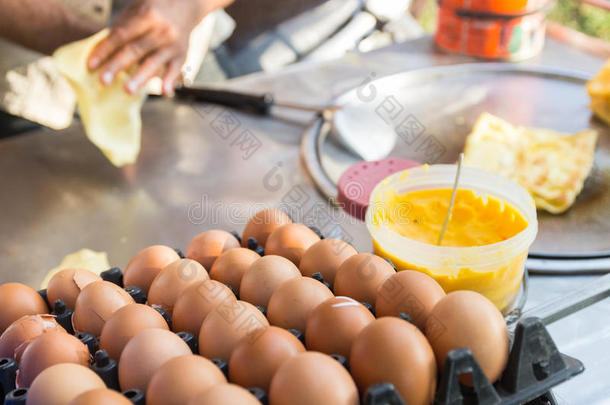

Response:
(0, 0), (102, 54)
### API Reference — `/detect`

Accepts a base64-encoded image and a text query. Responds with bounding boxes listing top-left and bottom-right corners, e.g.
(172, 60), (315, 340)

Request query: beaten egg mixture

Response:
(382, 188), (528, 247)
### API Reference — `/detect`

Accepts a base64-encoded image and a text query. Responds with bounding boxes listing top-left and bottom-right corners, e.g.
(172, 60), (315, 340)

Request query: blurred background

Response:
(195, 0), (610, 83)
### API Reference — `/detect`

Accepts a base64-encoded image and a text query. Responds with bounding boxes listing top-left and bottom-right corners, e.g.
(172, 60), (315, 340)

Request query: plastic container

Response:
(366, 165), (538, 313)
(435, 0), (550, 61)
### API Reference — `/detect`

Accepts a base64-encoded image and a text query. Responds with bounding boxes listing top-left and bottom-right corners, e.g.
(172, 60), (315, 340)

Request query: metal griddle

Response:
(301, 63), (610, 272)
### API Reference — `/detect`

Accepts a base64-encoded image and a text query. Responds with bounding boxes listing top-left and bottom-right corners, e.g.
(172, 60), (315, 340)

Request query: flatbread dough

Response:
(41, 248), (110, 289)
(52, 29), (146, 166)
(463, 112), (598, 214)
(587, 59), (610, 126)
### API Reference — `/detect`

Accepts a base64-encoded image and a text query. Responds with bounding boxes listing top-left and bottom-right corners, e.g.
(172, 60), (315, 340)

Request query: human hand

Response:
(87, 0), (208, 96)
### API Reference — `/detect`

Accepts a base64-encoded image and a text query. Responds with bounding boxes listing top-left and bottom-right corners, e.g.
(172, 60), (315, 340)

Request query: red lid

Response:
(337, 158), (420, 221)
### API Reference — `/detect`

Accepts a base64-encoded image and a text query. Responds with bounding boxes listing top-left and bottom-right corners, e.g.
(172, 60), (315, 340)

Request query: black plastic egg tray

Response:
(0, 240), (584, 405)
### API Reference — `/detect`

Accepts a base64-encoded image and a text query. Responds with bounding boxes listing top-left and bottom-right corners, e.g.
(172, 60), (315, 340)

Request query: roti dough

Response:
(53, 29), (146, 167)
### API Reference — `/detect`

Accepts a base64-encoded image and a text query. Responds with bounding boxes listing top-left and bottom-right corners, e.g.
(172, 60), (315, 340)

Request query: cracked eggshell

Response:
(0, 314), (65, 362)
(47, 268), (102, 309)
(72, 281), (134, 337)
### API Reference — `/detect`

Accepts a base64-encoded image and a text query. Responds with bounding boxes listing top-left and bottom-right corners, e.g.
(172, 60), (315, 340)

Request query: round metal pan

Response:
(301, 63), (610, 268)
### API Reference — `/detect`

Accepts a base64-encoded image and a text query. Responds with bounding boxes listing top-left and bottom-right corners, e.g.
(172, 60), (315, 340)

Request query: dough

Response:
(53, 29), (146, 166)
(41, 248), (110, 289)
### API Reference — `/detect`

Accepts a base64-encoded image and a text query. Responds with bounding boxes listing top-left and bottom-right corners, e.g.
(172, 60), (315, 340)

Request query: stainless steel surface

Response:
(1, 36), (609, 404)
(307, 63), (610, 258)
(527, 256), (610, 274)
(515, 273), (610, 328)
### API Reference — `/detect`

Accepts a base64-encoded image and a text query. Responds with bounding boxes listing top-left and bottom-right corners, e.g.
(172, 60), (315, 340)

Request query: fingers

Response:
(88, 15), (150, 71)
(98, 31), (166, 86)
(162, 59), (182, 96)
(125, 48), (174, 94)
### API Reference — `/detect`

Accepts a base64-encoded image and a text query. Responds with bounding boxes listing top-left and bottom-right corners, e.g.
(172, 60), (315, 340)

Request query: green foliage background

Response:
(417, 0), (610, 41)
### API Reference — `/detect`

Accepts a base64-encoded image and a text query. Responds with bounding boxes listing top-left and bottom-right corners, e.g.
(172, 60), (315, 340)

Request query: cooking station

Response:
(1, 36), (609, 404)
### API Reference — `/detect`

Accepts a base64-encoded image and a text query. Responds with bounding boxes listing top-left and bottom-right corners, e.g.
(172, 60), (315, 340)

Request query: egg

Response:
(99, 303), (169, 360)
(269, 352), (359, 405)
(0, 283), (48, 334)
(72, 281), (134, 337)
(265, 224), (321, 266)
(299, 239), (357, 285)
(242, 208), (292, 248)
(375, 270), (445, 330)
(267, 277), (333, 332)
(229, 326), (305, 391)
(350, 317), (437, 405)
(46, 268), (102, 309)
(68, 389), (132, 405)
(146, 355), (227, 405)
(26, 363), (105, 405)
(118, 328), (192, 391)
(199, 300), (269, 361)
(425, 290), (509, 383)
(334, 254), (395, 309)
(123, 245), (181, 293)
(17, 330), (90, 387)
(305, 296), (374, 358)
(240, 256), (301, 308)
(209, 248), (260, 293)
(147, 259), (209, 315)
(188, 384), (261, 405)
(186, 230), (240, 269)
(0, 315), (65, 361)
(172, 280), (236, 338)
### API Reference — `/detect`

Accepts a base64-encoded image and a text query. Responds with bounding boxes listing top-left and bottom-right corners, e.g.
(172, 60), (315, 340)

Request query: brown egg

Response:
(334, 254), (395, 309)
(229, 326), (305, 391)
(188, 384), (260, 405)
(269, 352), (359, 405)
(147, 355), (227, 405)
(265, 224), (320, 266)
(0, 315), (65, 362)
(209, 248), (260, 293)
(172, 280), (236, 338)
(305, 296), (374, 358)
(199, 300), (269, 361)
(299, 239), (357, 285)
(240, 256), (301, 308)
(99, 303), (169, 360)
(186, 230), (240, 270)
(267, 277), (333, 332)
(148, 259), (209, 315)
(17, 330), (90, 387)
(375, 270), (446, 330)
(242, 209), (292, 248)
(46, 268), (102, 309)
(123, 245), (180, 293)
(72, 281), (134, 337)
(69, 389), (132, 405)
(350, 317), (437, 405)
(0, 283), (48, 334)
(26, 363), (105, 405)
(119, 328), (192, 391)
(425, 290), (509, 383)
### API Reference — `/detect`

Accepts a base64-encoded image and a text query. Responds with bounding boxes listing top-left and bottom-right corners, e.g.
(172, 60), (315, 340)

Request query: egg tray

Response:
(0, 238), (583, 405)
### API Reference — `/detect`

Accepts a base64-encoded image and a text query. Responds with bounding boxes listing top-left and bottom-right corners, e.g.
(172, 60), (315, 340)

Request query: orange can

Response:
(435, 0), (550, 60)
